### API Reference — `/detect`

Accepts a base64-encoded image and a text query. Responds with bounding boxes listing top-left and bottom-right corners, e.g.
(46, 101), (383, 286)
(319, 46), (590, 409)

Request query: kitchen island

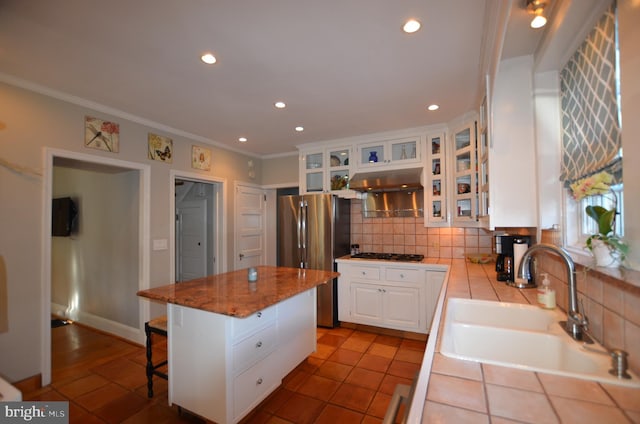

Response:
(137, 266), (338, 424)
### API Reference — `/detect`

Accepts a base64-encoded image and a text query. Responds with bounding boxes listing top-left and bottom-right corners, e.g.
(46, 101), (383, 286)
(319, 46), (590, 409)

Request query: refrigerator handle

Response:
(301, 200), (308, 268)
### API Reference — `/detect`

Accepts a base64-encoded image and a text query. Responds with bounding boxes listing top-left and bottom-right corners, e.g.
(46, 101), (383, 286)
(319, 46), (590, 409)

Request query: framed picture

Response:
(84, 116), (119, 153)
(148, 133), (173, 163)
(192, 145), (211, 171)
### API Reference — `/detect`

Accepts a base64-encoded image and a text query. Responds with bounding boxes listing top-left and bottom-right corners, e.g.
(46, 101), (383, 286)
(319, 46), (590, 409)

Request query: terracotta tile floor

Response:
(17, 322), (426, 423)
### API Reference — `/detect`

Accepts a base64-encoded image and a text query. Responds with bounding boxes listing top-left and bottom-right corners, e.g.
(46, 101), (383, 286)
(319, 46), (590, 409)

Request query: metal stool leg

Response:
(145, 321), (155, 398)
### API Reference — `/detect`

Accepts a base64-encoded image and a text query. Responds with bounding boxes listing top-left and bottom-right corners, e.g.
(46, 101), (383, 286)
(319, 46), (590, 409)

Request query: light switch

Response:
(152, 239), (168, 251)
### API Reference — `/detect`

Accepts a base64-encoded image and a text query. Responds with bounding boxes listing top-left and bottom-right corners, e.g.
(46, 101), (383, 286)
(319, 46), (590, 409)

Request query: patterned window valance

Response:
(560, 3), (621, 186)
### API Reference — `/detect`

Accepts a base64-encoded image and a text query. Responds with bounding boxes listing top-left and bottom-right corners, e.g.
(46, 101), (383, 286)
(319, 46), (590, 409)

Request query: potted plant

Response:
(570, 171), (628, 267)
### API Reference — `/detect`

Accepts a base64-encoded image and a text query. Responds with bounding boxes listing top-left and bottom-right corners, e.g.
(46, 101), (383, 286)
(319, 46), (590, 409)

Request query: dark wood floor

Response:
(17, 321), (426, 423)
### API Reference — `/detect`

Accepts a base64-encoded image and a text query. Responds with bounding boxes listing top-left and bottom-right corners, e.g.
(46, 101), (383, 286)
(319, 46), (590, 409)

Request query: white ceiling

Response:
(0, 0), (549, 156)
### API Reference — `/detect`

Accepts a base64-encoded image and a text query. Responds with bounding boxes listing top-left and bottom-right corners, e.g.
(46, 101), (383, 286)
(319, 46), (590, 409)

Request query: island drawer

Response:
(233, 353), (280, 420)
(385, 267), (424, 284)
(232, 305), (276, 341)
(233, 323), (277, 374)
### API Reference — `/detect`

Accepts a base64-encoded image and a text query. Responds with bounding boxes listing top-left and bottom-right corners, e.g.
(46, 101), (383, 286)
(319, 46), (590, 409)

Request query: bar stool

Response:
(145, 316), (168, 398)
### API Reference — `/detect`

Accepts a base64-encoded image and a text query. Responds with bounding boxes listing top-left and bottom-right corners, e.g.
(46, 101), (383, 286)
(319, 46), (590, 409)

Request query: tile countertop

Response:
(407, 258), (640, 424)
(136, 266), (338, 317)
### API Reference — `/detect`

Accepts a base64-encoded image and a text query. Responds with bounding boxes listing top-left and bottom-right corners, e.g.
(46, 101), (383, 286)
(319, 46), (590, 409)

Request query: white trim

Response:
(42, 148), (150, 385)
(170, 170), (227, 285)
(0, 72), (261, 159)
(261, 182), (299, 190)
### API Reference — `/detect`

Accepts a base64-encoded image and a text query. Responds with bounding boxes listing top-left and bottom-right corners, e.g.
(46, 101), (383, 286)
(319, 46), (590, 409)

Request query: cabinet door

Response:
(350, 282), (384, 324)
(327, 147), (351, 193)
(356, 137), (421, 169)
(426, 133), (447, 224)
(452, 123), (478, 225)
(300, 151), (325, 193)
(383, 285), (421, 331)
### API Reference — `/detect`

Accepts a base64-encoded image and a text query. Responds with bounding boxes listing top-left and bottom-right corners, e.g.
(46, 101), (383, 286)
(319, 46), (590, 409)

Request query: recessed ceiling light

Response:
(295, 126), (304, 132)
(403, 19), (421, 34)
(427, 104), (439, 111)
(238, 137), (248, 143)
(274, 101), (286, 109)
(201, 53), (217, 64)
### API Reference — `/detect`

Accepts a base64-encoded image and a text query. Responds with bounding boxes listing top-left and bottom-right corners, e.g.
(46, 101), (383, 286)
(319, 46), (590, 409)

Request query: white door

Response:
(235, 184), (266, 270)
(176, 199), (207, 281)
(350, 283), (383, 324)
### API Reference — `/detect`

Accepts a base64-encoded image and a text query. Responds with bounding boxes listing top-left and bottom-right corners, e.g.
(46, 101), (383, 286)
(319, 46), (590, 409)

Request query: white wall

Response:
(618, 0), (640, 269)
(52, 166), (139, 327)
(0, 81), (260, 382)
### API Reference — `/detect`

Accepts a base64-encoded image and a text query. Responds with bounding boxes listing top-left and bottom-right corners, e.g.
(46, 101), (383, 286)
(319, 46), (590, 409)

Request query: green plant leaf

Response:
(585, 205), (615, 235)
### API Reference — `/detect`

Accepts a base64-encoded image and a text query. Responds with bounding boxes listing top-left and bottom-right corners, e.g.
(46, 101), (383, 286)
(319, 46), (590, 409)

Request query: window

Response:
(561, 3), (623, 251)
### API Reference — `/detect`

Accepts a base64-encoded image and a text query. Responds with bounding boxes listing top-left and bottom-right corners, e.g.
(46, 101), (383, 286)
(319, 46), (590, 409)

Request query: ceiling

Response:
(0, 0), (549, 157)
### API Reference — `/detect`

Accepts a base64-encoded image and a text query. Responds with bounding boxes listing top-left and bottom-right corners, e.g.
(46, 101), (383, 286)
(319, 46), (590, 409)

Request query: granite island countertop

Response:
(407, 259), (640, 424)
(137, 266), (338, 317)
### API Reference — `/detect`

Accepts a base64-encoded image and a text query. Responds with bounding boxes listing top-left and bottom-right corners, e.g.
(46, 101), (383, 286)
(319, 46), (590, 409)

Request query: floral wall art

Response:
(84, 116), (120, 153)
(192, 145), (211, 171)
(148, 133), (173, 163)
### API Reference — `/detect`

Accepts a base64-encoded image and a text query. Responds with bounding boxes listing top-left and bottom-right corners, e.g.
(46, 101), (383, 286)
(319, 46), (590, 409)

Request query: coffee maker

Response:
(495, 235), (535, 287)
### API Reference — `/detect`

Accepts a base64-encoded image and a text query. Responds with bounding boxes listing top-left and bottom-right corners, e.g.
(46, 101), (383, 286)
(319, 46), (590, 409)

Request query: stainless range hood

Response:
(349, 168), (423, 192)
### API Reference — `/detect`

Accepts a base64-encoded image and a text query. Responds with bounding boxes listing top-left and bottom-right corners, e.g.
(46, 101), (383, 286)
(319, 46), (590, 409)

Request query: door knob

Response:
(239, 253), (245, 259)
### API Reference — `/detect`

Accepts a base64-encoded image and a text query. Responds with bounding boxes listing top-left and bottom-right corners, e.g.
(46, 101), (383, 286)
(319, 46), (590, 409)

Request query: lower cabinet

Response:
(168, 289), (316, 424)
(337, 261), (445, 334)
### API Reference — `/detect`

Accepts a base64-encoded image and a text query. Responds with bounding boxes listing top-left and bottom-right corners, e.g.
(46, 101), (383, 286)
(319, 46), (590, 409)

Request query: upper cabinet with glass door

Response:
(478, 94), (490, 225)
(356, 136), (422, 170)
(299, 146), (357, 197)
(425, 132), (448, 225)
(451, 122), (478, 225)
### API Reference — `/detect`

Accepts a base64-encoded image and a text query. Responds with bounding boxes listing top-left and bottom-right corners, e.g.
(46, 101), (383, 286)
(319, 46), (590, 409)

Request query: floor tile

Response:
(327, 348), (363, 366)
(361, 415), (383, 424)
(74, 383), (129, 412)
(273, 393), (324, 424)
(329, 383), (376, 413)
(93, 391), (149, 423)
(315, 361), (353, 382)
(56, 374), (110, 399)
(400, 338), (427, 351)
(310, 343), (337, 360)
(374, 334), (402, 347)
(296, 374), (341, 401)
(344, 367), (384, 391)
(313, 404), (364, 424)
(340, 337), (373, 353)
(378, 374), (413, 396)
(317, 333), (347, 347)
(282, 369), (311, 391)
(387, 360), (420, 380)
(259, 387), (294, 414)
(357, 354), (392, 373)
(393, 348), (424, 364)
(367, 343), (398, 359)
(366, 391), (392, 418)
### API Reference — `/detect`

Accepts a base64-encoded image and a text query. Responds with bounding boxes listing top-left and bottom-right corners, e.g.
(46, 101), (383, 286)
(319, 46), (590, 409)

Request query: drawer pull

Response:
(256, 341), (263, 348)
(257, 311), (262, 318)
(400, 273), (405, 278)
(256, 378), (263, 385)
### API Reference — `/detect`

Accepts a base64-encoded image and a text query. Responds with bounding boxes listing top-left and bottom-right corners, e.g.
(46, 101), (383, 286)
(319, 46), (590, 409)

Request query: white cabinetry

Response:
(168, 289), (316, 424)
(299, 146), (357, 197)
(425, 132), (448, 224)
(337, 261), (445, 334)
(356, 136), (422, 169)
(451, 122), (478, 225)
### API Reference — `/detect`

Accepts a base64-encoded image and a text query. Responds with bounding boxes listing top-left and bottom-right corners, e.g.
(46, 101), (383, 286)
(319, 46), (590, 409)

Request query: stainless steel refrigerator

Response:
(277, 194), (350, 327)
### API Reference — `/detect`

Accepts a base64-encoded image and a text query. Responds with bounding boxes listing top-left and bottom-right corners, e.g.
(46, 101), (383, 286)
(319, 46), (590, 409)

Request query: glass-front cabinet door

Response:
(478, 94), (490, 223)
(426, 133), (447, 224)
(328, 147), (351, 193)
(356, 136), (421, 169)
(300, 146), (356, 196)
(452, 123), (478, 224)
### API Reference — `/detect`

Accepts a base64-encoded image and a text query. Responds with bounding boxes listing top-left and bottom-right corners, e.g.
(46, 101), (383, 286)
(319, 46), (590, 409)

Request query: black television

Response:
(52, 197), (77, 237)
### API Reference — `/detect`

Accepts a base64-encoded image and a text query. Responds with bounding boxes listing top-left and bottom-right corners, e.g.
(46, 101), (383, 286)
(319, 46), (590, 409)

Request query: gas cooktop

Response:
(350, 252), (425, 262)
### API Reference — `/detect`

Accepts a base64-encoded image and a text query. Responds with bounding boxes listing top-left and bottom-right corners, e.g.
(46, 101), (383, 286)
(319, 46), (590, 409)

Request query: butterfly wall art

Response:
(148, 133), (173, 163)
(84, 116), (120, 152)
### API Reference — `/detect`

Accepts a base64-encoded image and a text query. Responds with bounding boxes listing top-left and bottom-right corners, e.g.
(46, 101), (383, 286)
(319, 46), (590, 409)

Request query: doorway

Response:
(42, 148), (150, 386)
(171, 172), (225, 282)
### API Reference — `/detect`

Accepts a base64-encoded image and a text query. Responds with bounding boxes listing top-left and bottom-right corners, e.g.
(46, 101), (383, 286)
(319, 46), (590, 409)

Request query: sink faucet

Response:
(517, 243), (592, 343)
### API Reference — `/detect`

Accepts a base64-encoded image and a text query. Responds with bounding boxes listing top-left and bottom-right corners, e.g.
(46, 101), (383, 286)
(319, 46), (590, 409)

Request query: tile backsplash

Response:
(349, 200), (493, 258)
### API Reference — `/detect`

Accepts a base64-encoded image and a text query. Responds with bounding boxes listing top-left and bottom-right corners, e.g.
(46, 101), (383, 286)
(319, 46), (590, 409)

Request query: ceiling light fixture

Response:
(238, 137), (247, 143)
(274, 101), (286, 109)
(427, 104), (439, 111)
(295, 126), (304, 132)
(527, 0), (547, 29)
(403, 19), (421, 34)
(200, 53), (217, 64)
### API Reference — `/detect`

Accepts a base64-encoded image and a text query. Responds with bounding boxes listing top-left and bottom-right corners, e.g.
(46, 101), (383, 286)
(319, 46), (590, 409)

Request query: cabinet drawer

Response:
(233, 323), (277, 374)
(233, 354), (280, 420)
(385, 267), (424, 284)
(347, 265), (381, 280)
(232, 305), (276, 341)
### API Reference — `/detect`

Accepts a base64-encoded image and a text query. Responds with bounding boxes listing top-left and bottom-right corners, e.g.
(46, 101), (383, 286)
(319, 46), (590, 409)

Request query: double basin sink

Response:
(440, 298), (640, 387)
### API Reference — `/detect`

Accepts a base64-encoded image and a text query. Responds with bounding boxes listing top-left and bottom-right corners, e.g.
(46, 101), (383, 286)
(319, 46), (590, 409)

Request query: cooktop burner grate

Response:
(350, 252), (424, 262)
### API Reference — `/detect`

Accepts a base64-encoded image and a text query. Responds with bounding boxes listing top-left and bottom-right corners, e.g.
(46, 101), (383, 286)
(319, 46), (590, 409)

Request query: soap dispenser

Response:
(537, 273), (556, 309)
